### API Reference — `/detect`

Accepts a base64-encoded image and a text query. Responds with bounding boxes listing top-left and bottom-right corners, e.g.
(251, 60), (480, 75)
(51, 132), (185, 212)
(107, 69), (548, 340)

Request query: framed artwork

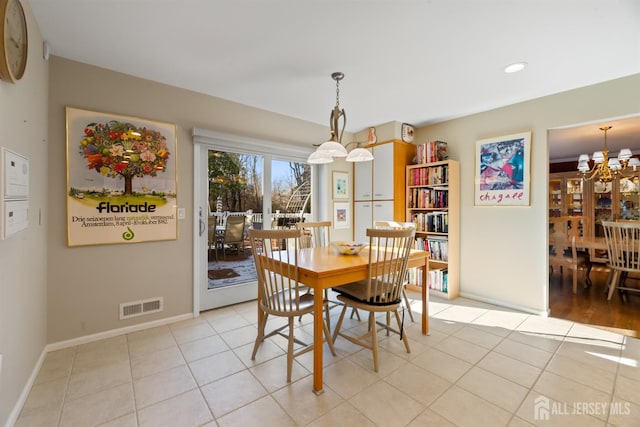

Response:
(332, 171), (349, 200)
(475, 131), (531, 206)
(66, 107), (178, 246)
(333, 202), (350, 229)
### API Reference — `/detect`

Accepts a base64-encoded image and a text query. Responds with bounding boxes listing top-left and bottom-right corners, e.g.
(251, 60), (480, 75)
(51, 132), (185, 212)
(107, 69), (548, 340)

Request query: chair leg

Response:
(608, 270), (620, 301)
(394, 309), (411, 354)
(402, 288), (415, 322)
(252, 312), (268, 360)
(332, 304), (349, 344)
(287, 317), (294, 382)
(324, 290), (331, 333)
(323, 316), (337, 356)
(370, 312), (379, 373)
(572, 269), (578, 294)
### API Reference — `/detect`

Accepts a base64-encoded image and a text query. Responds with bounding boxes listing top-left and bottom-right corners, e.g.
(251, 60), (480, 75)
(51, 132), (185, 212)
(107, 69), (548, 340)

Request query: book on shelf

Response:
(407, 267), (448, 293)
(428, 268), (448, 292)
(411, 212), (448, 233)
(414, 235), (448, 262)
(409, 164), (449, 186)
(415, 141), (448, 164)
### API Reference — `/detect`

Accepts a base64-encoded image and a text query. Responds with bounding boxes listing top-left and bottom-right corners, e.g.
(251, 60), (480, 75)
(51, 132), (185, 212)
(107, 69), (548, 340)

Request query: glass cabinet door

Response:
(566, 178), (583, 217)
(619, 176), (640, 220)
(593, 180), (613, 237)
(549, 178), (563, 218)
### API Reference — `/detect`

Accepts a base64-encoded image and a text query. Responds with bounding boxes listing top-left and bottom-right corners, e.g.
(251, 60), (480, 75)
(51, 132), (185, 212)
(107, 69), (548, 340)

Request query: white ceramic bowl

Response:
(332, 241), (367, 255)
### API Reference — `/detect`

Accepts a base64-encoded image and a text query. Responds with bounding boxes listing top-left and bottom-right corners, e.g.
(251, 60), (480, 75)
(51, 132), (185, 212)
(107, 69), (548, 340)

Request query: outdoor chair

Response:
(216, 214), (246, 261)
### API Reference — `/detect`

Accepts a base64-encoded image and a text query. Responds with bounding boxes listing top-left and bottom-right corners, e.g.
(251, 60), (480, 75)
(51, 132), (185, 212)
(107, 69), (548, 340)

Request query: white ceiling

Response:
(29, 0), (640, 160)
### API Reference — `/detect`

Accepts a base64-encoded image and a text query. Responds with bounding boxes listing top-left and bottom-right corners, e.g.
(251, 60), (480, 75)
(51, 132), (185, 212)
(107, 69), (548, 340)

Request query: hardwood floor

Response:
(549, 263), (640, 337)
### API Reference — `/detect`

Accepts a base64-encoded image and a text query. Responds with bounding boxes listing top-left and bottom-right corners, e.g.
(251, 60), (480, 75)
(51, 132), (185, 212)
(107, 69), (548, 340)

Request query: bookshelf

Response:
(406, 159), (459, 299)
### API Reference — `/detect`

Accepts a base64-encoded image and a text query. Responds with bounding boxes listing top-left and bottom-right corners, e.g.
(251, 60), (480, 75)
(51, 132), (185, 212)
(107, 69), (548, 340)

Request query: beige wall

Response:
(46, 57), (334, 344)
(0, 1), (49, 423)
(415, 73), (640, 313)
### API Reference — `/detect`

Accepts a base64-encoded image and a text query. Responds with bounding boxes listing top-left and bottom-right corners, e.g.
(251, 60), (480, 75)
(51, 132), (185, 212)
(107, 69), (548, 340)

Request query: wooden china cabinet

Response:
(549, 171), (640, 262)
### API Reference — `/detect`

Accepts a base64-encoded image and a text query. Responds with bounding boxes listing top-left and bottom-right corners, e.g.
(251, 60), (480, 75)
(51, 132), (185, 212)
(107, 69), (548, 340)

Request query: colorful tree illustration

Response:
(79, 120), (170, 195)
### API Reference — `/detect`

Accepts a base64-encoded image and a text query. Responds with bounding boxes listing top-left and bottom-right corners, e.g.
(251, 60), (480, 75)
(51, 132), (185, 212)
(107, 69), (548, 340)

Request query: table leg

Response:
(313, 288), (324, 394)
(421, 260), (429, 335)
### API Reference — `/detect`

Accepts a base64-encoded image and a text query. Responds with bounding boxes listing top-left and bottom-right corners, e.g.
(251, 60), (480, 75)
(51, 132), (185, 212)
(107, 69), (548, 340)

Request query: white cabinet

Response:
(354, 155), (372, 200)
(354, 201), (372, 243)
(372, 143), (394, 199)
(352, 140), (414, 241)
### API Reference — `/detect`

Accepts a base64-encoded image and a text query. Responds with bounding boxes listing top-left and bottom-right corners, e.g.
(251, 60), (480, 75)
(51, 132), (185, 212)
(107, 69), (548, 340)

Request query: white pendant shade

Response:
(346, 147), (374, 162)
(307, 150), (334, 164)
(317, 141), (348, 157)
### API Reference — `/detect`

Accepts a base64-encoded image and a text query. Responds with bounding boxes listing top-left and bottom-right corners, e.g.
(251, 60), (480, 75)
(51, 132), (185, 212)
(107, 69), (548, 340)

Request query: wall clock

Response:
(0, 0), (28, 83)
(401, 123), (414, 143)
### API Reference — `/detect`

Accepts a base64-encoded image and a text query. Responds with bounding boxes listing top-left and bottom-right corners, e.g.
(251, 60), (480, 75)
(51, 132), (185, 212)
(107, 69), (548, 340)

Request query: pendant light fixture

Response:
(577, 126), (640, 182)
(307, 72), (374, 164)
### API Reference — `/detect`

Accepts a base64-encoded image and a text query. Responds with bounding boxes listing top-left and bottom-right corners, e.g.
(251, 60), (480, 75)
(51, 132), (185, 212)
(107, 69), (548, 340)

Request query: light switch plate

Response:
(178, 208), (185, 219)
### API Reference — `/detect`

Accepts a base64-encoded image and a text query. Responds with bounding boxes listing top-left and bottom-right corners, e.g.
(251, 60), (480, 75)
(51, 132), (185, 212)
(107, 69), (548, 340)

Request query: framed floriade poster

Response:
(66, 107), (178, 246)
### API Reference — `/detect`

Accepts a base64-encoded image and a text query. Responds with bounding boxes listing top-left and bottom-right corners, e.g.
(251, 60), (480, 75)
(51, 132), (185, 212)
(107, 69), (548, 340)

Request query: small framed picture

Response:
(332, 171), (349, 200)
(333, 202), (350, 229)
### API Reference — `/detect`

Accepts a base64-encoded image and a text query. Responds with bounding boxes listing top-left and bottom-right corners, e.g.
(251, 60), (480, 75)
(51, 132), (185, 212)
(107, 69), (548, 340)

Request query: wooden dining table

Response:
(274, 246), (430, 394)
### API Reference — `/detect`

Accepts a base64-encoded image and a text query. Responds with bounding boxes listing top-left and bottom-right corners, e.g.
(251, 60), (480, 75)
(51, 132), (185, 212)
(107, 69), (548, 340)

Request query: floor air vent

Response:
(119, 297), (163, 320)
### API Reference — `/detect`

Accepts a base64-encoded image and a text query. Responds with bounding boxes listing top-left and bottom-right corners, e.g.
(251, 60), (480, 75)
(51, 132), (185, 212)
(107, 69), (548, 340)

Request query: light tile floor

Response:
(15, 292), (640, 427)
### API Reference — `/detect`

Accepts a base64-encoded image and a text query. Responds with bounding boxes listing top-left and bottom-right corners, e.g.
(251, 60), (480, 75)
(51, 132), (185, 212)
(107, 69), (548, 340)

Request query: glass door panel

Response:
(204, 151), (262, 308)
(566, 178), (584, 217)
(271, 159), (311, 229)
(619, 176), (640, 220)
(549, 178), (563, 218)
(593, 180), (613, 237)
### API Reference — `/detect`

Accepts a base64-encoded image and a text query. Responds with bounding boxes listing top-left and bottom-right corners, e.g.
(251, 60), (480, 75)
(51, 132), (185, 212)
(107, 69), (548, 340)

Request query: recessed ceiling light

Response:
(504, 62), (527, 73)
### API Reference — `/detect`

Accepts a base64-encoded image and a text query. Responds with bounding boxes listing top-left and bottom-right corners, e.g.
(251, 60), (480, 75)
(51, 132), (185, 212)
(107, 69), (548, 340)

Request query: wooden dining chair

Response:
(549, 231), (591, 294)
(295, 220), (360, 328)
(602, 221), (640, 301)
(549, 215), (592, 283)
(374, 220), (416, 322)
(248, 228), (336, 381)
(331, 227), (415, 372)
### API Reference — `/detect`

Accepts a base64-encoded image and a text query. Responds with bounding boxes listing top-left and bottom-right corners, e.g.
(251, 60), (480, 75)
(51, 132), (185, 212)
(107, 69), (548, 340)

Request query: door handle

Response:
(199, 207), (205, 237)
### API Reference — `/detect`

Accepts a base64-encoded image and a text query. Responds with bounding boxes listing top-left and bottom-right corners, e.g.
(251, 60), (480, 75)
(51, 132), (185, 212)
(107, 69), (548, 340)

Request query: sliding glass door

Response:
(195, 140), (312, 312)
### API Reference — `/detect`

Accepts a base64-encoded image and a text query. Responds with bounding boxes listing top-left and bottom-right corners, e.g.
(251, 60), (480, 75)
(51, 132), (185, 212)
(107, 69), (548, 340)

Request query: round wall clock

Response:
(401, 123), (414, 143)
(0, 0), (28, 83)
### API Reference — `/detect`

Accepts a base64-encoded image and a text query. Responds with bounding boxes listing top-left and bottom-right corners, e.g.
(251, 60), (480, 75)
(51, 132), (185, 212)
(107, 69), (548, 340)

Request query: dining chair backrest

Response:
(602, 220), (640, 273)
(550, 215), (588, 238)
(296, 220), (331, 248)
(364, 227), (415, 304)
(248, 228), (307, 314)
(549, 231), (578, 267)
(374, 220), (416, 231)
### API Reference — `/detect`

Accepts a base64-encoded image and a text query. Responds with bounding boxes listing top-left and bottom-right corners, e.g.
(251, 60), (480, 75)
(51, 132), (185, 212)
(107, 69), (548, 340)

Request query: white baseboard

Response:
(459, 291), (550, 317)
(46, 312), (194, 352)
(4, 349), (47, 427)
(6, 312), (194, 427)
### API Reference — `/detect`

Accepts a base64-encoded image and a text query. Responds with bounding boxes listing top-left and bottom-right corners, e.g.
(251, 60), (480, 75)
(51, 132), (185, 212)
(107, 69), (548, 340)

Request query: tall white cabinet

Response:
(353, 140), (415, 242)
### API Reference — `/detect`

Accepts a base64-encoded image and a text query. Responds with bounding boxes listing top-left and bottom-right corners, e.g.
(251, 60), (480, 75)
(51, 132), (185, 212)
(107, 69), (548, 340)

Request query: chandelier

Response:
(577, 126), (640, 182)
(307, 72), (374, 164)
